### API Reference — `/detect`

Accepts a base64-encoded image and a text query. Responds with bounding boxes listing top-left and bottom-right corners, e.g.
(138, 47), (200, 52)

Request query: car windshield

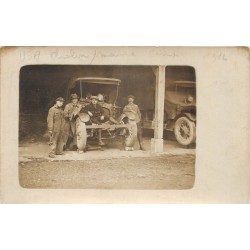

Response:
(68, 77), (120, 104)
(165, 80), (196, 105)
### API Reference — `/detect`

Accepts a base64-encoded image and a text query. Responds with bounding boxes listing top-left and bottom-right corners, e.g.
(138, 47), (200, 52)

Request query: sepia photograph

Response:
(0, 46), (249, 203)
(19, 64), (196, 189)
(1, 4), (250, 250)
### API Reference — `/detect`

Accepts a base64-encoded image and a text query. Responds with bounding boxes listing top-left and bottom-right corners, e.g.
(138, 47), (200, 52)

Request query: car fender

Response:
(182, 112), (196, 122)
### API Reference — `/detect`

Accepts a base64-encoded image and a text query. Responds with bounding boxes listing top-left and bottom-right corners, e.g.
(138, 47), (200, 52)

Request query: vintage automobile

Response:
(67, 77), (138, 152)
(166, 80), (196, 146)
(142, 79), (196, 146)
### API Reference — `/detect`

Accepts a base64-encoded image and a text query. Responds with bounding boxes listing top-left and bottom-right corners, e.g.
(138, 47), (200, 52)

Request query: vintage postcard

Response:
(0, 46), (249, 203)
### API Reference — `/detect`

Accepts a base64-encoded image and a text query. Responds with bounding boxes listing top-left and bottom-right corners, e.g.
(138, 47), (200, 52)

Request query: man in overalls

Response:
(47, 97), (65, 158)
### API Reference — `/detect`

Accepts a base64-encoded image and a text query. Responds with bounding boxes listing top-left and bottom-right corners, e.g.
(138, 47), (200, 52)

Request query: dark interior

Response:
(19, 65), (195, 140)
(19, 65), (156, 115)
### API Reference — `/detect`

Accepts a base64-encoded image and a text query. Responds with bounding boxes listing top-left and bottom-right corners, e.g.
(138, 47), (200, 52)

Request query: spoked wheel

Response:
(76, 117), (87, 152)
(124, 120), (137, 149)
(174, 116), (196, 146)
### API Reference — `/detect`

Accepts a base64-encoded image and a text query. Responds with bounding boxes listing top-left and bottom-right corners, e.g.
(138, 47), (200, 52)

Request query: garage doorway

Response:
(19, 65), (155, 150)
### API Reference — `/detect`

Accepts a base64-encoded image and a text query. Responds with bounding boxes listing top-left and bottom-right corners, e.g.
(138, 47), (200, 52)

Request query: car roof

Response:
(69, 77), (121, 89)
(172, 80), (196, 87)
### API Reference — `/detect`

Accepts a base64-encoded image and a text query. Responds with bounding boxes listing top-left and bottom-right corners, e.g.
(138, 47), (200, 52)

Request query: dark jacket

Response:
(81, 103), (104, 117)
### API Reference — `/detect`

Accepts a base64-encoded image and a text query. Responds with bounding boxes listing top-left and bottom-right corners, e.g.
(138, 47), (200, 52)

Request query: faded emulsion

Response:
(19, 65), (196, 189)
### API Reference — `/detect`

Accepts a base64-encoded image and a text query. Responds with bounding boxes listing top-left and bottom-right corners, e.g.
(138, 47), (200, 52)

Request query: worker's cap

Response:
(127, 95), (135, 99)
(90, 96), (99, 100)
(70, 93), (79, 100)
(56, 97), (65, 102)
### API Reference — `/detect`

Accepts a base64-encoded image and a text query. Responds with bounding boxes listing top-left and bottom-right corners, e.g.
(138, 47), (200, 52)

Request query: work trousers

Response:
(49, 131), (64, 155)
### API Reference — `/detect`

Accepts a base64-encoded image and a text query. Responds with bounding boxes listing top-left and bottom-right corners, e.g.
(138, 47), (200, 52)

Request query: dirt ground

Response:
(19, 136), (195, 189)
(19, 155), (195, 189)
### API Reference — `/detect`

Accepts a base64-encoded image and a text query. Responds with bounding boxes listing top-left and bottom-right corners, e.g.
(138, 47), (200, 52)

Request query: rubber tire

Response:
(76, 117), (87, 151)
(174, 116), (196, 146)
(124, 120), (137, 147)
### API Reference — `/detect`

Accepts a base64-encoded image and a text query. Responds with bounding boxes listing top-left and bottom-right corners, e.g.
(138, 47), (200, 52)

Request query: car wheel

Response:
(76, 117), (87, 151)
(124, 120), (137, 148)
(174, 116), (196, 146)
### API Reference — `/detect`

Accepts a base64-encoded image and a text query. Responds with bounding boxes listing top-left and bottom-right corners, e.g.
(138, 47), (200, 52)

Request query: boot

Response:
(49, 147), (56, 158)
(98, 129), (105, 146)
(139, 143), (146, 151)
(49, 153), (56, 158)
(56, 152), (65, 155)
(98, 140), (105, 146)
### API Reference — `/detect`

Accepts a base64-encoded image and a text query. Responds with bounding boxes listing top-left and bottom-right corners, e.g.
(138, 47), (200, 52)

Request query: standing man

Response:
(64, 93), (82, 150)
(122, 95), (145, 150)
(47, 97), (65, 158)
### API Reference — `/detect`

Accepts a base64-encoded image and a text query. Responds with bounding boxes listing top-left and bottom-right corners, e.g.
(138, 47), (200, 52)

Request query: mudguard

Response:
(183, 112), (196, 122)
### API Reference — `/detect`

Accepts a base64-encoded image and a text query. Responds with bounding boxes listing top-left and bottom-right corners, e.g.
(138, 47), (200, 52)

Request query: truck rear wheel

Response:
(174, 116), (196, 146)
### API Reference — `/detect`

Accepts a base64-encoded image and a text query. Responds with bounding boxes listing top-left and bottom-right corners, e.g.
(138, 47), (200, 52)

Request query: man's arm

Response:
(99, 105), (105, 120)
(82, 104), (93, 117)
(99, 104), (105, 116)
(123, 105), (128, 113)
(81, 104), (89, 113)
(123, 105), (136, 114)
(47, 108), (54, 133)
(136, 105), (142, 121)
(63, 104), (72, 118)
(72, 104), (82, 117)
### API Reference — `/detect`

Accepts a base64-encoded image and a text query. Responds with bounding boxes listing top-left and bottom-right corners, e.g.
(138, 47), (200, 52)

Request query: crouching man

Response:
(81, 95), (105, 146)
(47, 97), (65, 158)
(97, 93), (119, 124)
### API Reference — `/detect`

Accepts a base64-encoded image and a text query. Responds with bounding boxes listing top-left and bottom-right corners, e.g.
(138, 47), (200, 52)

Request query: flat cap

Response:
(90, 96), (99, 100)
(127, 95), (135, 99)
(56, 97), (65, 102)
(70, 93), (79, 100)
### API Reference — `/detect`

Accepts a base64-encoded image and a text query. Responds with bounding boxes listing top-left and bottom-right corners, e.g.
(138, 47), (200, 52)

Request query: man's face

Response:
(98, 94), (104, 102)
(56, 101), (64, 107)
(86, 92), (91, 99)
(72, 98), (78, 104)
(92, 99), (98, 105)
(128, 98), (134, 104)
